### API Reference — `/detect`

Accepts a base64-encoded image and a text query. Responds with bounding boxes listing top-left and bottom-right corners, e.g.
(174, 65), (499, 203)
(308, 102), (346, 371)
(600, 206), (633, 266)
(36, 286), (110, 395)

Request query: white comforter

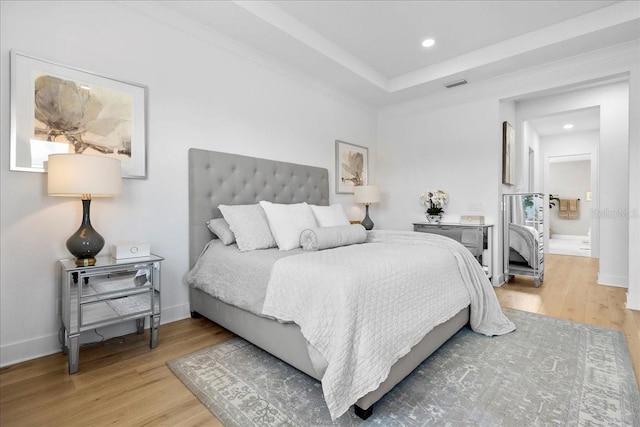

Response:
(261, 230), (515, 420)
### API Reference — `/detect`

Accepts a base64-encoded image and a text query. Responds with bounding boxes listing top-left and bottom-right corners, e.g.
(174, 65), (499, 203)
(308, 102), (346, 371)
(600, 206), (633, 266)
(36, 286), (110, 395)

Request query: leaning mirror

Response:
(503, 193), (544, 287)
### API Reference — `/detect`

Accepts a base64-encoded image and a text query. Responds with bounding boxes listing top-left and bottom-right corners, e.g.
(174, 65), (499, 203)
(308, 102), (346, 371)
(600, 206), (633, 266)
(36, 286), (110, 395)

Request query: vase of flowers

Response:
(420, 190), (449, 224)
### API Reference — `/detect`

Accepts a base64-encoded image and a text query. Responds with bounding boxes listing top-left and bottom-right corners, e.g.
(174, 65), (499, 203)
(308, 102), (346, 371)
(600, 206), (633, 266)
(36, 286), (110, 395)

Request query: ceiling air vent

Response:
(445, 79), (468, 88)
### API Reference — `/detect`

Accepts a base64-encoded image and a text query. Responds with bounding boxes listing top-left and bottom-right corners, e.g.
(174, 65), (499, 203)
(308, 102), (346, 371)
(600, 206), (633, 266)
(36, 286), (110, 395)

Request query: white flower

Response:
(420, 190), (449, 208)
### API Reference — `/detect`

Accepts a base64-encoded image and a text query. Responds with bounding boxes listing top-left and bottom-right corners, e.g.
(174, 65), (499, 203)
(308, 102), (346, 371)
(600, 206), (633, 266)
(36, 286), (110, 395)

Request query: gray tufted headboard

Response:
(189, 148), (330, 267)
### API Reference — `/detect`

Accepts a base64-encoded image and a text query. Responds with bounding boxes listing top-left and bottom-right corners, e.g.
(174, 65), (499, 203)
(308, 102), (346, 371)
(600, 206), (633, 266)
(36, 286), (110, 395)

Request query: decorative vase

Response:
(426, 214), (442, 224)
(67, 198), (105, 266)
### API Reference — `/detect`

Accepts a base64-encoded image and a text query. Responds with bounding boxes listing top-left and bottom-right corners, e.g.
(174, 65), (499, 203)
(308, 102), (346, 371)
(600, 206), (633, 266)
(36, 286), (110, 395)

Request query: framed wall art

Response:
(335, 140), (368, 194)
(502, 121), (515, 186)
(10, 50), (147, 178)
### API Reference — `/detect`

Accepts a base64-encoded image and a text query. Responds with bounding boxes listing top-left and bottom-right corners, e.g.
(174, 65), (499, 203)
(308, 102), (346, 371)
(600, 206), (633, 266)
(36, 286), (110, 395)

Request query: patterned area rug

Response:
(168, 309), (640, 426)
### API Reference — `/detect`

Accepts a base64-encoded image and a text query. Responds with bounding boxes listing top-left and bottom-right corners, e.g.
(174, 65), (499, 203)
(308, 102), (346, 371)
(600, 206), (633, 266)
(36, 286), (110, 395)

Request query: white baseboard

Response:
(626, 289), (640, 311)
(0, 303), (191, 368)
(0, 333), (61, 368)
(162, 302), (191, 324)
(597, 274), (628, 288)
(494, 273), (508, 287)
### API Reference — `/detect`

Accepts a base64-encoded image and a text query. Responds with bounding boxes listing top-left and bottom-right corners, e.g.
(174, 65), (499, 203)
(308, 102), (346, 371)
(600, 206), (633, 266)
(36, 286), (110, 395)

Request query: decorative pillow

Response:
(218, 204), (276, 252)
(309, 204), (349, 227)
(300, 224), (367, 251)
(259, 201), (317, 251)
(206, 218), (235, 245)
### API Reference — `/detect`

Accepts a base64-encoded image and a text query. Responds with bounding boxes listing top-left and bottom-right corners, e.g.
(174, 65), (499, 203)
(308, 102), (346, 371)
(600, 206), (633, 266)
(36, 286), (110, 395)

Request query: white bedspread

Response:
(262, 230), (515, 420)
(187, 240), (304, 315)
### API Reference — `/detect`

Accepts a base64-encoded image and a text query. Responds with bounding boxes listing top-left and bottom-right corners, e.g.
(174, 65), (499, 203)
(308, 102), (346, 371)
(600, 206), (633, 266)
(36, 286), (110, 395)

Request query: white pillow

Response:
(309, 204), (349, 227)
(259, 201), (317, 250)
(219, 204), (276, 252)
(300, 224), (367, 251)
(206, 218), (235, 245)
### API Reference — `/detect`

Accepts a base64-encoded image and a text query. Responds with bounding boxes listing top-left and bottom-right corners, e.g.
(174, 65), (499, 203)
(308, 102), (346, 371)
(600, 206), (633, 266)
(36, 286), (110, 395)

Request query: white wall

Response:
(548, 160), (592, 236)
(522, 122), (541, 193)
(628, 61), (640, 310)
(377, 98), (502, 227)
(0, 1), (376, 366)
(377, 43), (639, 298)
(377, 98), (503, 281)
(517, 84), (629, 287)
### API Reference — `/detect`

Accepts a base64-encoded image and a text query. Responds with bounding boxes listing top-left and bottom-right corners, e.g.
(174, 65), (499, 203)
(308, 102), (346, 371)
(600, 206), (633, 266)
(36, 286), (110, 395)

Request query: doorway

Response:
(547, 155), (592, 257)
(524, 106), (600, 260)
(503, 77), (632, 302)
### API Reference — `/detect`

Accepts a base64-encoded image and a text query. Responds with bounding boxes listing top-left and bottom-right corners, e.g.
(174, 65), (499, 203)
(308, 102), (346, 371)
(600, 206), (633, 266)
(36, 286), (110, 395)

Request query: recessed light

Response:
(563, 124), (574, 129)
(422, 38), (435, 48)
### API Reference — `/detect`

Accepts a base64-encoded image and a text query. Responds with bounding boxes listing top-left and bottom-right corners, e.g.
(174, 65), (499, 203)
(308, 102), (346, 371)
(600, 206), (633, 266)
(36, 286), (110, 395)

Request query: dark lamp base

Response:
(361, 204), (374, 230)
(66, 199), (105, 265)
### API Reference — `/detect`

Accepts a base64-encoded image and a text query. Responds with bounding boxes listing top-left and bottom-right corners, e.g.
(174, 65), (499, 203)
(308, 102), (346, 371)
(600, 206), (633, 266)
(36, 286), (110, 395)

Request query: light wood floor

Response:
(1, 254), (639, 426)
(495, 254), (640, 387)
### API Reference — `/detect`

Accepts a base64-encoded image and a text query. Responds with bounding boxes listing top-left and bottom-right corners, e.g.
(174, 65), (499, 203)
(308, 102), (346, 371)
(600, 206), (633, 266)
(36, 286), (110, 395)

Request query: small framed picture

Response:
(502, 121), (515, 186)
(10, 50), (147, 178)
(335, 140), (368, 194)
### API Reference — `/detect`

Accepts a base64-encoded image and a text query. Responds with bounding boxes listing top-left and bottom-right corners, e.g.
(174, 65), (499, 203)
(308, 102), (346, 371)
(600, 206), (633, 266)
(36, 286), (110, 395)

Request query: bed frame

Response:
(188, 148), (470, 419)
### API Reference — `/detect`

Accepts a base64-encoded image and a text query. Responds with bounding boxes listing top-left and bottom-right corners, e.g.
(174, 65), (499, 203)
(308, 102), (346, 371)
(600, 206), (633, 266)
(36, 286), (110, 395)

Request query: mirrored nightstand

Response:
(58, 254), (163, 373)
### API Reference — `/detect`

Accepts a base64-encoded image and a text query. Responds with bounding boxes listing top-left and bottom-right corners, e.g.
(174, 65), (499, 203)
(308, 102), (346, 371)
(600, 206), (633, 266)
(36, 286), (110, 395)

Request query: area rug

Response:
(167, 309), (640, 426)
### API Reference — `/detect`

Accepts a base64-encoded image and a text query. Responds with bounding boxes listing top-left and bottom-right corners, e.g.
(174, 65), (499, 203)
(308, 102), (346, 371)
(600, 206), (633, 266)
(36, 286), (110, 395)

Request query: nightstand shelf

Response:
(58, 254), (163, 373)
(413, 223), (493, 278)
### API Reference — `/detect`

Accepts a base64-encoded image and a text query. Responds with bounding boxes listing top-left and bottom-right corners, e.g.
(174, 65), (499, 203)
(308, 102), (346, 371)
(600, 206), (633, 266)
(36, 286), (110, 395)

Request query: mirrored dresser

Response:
(58, 254), (163, 373)
(413, 223), (494, 278)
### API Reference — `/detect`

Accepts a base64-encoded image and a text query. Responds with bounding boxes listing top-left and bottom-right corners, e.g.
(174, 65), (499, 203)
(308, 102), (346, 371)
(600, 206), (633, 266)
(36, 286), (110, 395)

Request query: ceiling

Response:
(528, 108), (601, 137)
(158, 0), (640, 107)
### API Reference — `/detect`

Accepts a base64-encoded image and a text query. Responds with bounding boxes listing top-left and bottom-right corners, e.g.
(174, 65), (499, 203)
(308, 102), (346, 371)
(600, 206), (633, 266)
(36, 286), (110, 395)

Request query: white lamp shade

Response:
(354, 185), (380, 204)
(47, 154), (122, 197)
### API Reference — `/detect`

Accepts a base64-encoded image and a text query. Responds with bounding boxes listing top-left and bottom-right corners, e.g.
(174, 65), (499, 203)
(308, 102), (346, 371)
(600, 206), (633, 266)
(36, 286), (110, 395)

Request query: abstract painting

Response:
(335, 140), (368, 194)
(502, 121), (515, 186)
(10, 51), (147, 178)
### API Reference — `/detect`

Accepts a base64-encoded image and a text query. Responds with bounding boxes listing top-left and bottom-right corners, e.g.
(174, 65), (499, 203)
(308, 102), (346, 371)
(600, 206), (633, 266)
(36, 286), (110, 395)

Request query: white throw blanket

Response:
(262, 230), (515, 420)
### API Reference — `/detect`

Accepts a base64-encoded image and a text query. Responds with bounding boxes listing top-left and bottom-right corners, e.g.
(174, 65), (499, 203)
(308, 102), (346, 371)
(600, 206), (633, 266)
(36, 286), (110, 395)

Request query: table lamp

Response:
(47, 154), (122, 266)
(354, 185), (380, 230)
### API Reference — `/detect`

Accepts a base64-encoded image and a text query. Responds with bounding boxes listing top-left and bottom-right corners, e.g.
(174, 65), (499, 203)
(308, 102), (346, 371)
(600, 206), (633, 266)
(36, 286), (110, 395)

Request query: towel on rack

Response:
(559, 199), (568, 210)
(558, 198), (579, 219)
(568, 198), (579, 219)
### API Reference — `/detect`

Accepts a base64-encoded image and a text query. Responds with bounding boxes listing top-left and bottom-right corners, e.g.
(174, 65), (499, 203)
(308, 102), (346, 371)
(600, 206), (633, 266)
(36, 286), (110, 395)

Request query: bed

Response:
(188, 148), (514, 420)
